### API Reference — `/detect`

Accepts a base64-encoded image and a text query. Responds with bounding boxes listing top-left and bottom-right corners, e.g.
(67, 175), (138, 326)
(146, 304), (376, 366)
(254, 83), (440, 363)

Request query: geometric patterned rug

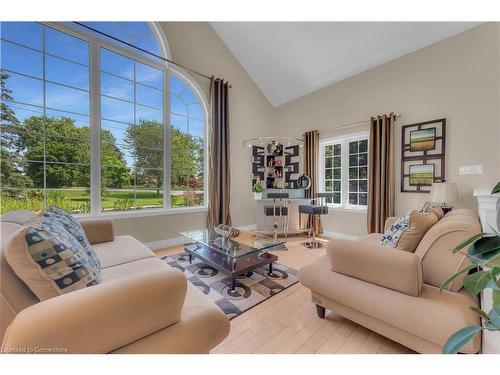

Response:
(162, 252), (299, 320)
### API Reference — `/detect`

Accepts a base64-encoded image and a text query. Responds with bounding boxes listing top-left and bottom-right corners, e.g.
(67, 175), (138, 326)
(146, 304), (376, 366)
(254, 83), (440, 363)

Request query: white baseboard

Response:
(146, 224), (258, 251)
(322, 231), (360, 241)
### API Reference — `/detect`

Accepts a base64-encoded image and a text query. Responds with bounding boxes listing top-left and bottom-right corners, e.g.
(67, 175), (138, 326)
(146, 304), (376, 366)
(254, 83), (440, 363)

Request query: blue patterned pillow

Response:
(380, 213), (411, 248)
(43, 206), (101, 270)
(5, 213), (100, 300)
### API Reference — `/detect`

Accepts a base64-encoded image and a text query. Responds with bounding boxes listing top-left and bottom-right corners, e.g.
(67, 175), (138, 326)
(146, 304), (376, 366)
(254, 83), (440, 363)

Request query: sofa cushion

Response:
(92, 235), (156, 269)
(100, 257), (167, 283)
(43, 206), (101, 270)
(358, 233), (383, 245)
(112, 283), (230, 354)
(427, 206), (444, 219)
(381, 210), (438, 252)
(5, 214), (101, 301)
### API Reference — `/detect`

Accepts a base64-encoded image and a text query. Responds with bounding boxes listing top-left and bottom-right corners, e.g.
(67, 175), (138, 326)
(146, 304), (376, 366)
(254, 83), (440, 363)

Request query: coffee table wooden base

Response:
(184, 242), (278, 292)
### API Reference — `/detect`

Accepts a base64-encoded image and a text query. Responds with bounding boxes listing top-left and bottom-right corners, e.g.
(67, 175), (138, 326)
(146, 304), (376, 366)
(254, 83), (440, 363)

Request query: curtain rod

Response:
(318, 113), (401, 133)
(73, 22), (232, 88)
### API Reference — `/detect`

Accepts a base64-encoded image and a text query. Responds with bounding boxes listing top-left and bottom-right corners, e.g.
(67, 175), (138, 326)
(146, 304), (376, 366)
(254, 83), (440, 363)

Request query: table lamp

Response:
(430, 182), (458, 213)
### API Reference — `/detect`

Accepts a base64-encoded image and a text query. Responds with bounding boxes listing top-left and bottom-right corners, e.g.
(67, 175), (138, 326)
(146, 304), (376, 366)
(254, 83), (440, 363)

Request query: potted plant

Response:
(252, 182), (264, 200)
(440, 181), (500, 353)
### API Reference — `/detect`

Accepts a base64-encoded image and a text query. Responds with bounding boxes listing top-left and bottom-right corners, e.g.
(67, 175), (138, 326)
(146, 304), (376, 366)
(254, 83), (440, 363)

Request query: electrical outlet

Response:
(459, 165), (483, 175)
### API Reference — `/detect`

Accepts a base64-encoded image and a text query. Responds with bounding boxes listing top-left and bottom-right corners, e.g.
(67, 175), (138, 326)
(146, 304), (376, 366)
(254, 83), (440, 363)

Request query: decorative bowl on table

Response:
(214, 224), (240, 238)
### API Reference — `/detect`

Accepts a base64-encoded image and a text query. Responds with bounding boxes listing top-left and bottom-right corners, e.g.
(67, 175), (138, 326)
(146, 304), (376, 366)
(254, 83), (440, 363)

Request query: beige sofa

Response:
(299, 209), (482, 354)
(0, 211), (230, 354)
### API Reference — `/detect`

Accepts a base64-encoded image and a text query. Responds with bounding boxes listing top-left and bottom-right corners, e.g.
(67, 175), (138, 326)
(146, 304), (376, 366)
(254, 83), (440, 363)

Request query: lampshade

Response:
(430, 182), (458, 203)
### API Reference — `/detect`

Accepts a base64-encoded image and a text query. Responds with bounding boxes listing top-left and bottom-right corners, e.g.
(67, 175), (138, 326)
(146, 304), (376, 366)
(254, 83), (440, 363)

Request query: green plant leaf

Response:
(486, 279), (500, 291)
(468, 236), (500, 257)
(492, 268), (500, 288)
(493, 290), (500, 315)
(439, 263), (478, 292)
(488, 308), (500, 329)
(463, 271), (491, 295)
(442, 325), (482, 354)
(469, 306), (490, 321)
(487, 253), (500, 268)
(483, 321), (500, 331)
(492, 181), (500, 194)
(453, 233), (485, 253)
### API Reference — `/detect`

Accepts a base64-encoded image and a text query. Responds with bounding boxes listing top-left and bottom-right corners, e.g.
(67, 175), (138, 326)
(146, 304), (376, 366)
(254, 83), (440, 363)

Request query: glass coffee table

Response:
(180, 228), (286, 292)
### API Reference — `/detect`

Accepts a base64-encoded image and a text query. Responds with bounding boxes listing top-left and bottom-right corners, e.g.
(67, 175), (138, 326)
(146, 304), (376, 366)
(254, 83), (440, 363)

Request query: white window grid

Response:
(319, 131), (369, 211)
(0, 21), (209, 217)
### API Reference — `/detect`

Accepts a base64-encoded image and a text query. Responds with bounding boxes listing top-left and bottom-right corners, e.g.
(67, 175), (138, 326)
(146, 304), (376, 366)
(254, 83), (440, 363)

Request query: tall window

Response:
(0, 22), (207, 215)
(319, 133), (369, 209)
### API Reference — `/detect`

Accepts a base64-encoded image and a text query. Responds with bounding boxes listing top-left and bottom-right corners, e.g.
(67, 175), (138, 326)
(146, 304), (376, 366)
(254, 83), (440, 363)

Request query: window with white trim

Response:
(319, 133), (369, 210)
(0, 22), (207, 216)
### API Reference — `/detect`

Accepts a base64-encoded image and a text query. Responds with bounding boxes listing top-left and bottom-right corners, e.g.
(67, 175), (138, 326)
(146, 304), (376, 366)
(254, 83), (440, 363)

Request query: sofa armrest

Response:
(79, 218), (114, 244)
(327, 238), (423, 296)
(1, 268), (187, 354)
(384, 216), (399, 232)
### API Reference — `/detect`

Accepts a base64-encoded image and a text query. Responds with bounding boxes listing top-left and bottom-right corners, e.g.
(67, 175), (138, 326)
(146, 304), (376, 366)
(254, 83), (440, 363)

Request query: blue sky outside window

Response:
(1, 21), (206, 212)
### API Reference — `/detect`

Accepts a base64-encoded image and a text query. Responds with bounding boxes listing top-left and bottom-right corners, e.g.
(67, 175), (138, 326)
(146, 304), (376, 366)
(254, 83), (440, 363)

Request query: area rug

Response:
(162, 252), (299, 319)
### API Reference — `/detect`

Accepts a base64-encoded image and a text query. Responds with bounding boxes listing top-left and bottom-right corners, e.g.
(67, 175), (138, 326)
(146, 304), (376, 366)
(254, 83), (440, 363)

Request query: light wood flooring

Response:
(154, 235), (415, 354)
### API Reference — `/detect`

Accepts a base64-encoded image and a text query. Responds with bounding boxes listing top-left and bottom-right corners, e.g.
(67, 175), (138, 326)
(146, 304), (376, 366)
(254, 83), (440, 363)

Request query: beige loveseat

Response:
(299, 209), (482, 354)
(0, 211), (230, 354)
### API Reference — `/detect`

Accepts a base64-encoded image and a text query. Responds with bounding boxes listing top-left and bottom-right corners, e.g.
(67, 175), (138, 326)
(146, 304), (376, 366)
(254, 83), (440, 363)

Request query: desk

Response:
(255, 195), (313, 235)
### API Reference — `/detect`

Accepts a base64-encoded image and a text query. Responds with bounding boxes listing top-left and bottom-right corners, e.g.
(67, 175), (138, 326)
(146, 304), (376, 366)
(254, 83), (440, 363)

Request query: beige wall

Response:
(113, 22), (274, 243)
(115, 22), (500, 242)
(273, 23), (500, 237)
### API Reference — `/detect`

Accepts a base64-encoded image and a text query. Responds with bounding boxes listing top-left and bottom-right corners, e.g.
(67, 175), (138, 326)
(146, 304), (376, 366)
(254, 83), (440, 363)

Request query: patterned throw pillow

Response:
(5, 213), (101, 301)
(380, 213), (411, 248)
(380, 210), (438, 252)
(43, 206), (101, 269)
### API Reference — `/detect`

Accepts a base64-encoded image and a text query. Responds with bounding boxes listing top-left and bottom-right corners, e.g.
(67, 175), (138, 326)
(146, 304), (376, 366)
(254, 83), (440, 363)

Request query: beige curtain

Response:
(207, 78), (232, 228)
(367, 113), (396, 233)
(304, 130), (322, 235)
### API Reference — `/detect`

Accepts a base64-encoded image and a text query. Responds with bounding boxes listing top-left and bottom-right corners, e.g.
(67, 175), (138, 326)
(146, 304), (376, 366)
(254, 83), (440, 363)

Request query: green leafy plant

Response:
(113, 198), (135, 211)
(252, 182), (264, 193)
(440, 182), (500, 354)
(493, 181), (500, 195)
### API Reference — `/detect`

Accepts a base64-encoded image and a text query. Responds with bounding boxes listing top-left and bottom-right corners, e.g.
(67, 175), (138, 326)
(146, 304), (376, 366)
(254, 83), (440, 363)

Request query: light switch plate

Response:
(459, 165), (483, 175)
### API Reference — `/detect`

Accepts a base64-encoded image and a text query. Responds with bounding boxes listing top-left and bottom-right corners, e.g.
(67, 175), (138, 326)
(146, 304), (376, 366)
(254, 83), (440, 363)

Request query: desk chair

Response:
(265, 192), (290, 241)
(298, 192), (333, 248)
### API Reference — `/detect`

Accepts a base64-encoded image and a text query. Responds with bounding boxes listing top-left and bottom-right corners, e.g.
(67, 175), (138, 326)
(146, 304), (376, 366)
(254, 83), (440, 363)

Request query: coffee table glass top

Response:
(180, 229), (285, 258)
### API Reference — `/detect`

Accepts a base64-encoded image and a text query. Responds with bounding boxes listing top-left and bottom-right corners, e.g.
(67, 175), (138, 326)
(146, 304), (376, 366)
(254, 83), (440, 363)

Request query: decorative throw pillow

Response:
(380, 213), (411, 248)
(43, 206), (101, 269)
(5, 213), (101, 301)
(419, 205), (444, 220)
(381, 210), (438, 252)
(427, 206), (444, 220)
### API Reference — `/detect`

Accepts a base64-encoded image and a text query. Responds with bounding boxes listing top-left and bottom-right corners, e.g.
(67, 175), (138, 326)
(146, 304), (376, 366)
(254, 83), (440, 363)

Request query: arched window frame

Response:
(39, 21), (209, 217)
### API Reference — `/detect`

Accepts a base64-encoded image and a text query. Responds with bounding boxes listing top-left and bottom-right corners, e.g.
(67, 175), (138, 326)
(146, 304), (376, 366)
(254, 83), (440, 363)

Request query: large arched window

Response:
(0, 21), (207, 215)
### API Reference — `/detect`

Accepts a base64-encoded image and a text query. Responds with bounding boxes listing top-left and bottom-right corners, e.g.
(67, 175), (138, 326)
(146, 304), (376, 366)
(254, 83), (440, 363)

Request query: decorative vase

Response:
(254, 192), (263, 200)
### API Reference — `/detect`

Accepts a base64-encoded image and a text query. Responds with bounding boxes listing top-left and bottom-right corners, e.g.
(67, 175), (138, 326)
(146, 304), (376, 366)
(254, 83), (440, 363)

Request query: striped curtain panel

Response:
(303, 130), (322, 235)
(207, 78), (232, 228)
(367, 113), (396, 233)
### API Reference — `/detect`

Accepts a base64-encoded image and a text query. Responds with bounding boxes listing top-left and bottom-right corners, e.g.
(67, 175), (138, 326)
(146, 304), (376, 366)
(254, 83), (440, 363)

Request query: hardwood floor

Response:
(154, 235), (415, 354)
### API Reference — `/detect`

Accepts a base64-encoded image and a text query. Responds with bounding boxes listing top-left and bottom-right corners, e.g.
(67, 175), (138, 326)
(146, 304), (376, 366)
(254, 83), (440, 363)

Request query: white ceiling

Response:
(210, 22), (481, 107)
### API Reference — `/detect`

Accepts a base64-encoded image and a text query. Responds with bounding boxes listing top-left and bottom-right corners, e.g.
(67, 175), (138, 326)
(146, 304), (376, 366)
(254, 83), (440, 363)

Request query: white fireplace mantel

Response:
(473, 188), (499, 234)
(473, 188), (500, 354)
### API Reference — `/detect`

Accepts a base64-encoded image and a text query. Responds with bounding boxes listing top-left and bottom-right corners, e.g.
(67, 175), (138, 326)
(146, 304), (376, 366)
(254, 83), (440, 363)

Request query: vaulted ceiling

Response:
(210, 22), (480, 107)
